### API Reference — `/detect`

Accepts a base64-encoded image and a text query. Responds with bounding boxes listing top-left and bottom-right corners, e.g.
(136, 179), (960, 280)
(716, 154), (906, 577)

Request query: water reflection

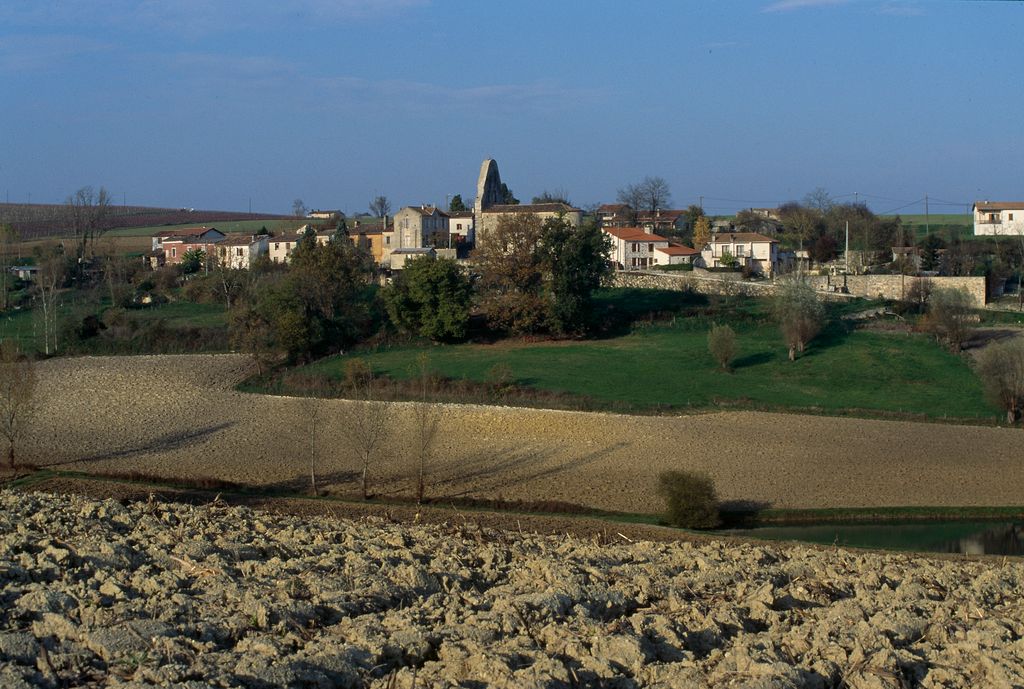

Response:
(728, 521), (1024, 556)
(940, 523), (1024, 556)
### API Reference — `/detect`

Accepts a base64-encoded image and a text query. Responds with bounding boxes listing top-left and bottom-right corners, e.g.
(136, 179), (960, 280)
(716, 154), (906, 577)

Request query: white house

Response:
(603, 227), (670, 269)
(216, 234), (268, 269)
(974, 201), (1024, 236)
(654, 244), (701, 266)
(701, 232), (780, 276)
(448, 211), (475, 244)
(267, 225), (332, 264)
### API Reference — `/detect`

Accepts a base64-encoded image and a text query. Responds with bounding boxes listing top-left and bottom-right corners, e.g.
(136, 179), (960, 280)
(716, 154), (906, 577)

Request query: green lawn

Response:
(883, 213), (973, 242)
(297, 293), (998, 421)
(106, 219), (299, 238)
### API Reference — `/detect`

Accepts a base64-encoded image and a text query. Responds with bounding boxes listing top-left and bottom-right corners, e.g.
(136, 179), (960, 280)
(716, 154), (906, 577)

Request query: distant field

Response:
(106, 218), (302, 238)
(883, 213), (973, 242)
(295, 292), (999, 422)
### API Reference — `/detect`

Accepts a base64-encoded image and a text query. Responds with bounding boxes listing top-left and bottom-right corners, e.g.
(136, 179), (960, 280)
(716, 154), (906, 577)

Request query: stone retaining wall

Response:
(612, 270), (988, 306)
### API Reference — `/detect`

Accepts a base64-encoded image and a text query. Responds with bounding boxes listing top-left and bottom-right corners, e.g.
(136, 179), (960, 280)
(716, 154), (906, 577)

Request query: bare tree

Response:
(412, 353), (440, 504)
(34, 250), (65, 356)
(369, 196), (392, 226)
(0, 341), (36, 468)
(65, 186), (112, 264)
(292, 199), (307, 218)
(773, 279), (825, 361)
(925, 287), (974, 353)
(975, 339), (1024, 424)
(803, 187), (834, 214)
(707, 324), (738, 372)
(617, 176), (672, 214)
(0, 224), (19, 311)
(341, 358), (390, 499)
(299, 391), (325, 496)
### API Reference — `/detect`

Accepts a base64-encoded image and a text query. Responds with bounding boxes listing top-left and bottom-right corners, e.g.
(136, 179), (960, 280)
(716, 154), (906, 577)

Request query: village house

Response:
(596, 204), (633, 228)
(700, 232), (780, 276)
(654, 244), (701, 266)
(346, 226), (386, 263)
(597, 204), (689, 234)
(216, 234), (268, 269)
(268, 225), (332, 264)
(152, 227), (226, 267)
(392, 205), (450, 250)
(448, 211), (475, 244)
(974, 201), (1024, 236)
(389, 247), (436, 271)
(603, 227), (671, 269)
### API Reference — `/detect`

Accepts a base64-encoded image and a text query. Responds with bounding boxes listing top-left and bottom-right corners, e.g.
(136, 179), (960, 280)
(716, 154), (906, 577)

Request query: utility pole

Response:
(699, 195), (703, 210)
(854, 191), (859, 207)
(924, 193), (930, 238)
(845, 220), (850, 274)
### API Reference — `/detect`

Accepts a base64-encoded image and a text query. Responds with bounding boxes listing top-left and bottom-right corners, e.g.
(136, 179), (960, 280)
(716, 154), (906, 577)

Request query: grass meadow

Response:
(295, 290), (998, 422)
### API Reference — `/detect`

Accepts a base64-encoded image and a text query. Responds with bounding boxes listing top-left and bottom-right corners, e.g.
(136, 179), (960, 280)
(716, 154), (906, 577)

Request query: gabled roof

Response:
(598, 203), (631, 213)
(449, 211), (474, 219)
(220, 235), (263, 246)
(402, 205), (449, 217)
(154, 226), (223, 240)
(483, 202), (581, 214)
(709, 232), (778, 244)
(974, 201), (1024, 212)
(603, 226), (669, 242)
(656, 244), (700, 256)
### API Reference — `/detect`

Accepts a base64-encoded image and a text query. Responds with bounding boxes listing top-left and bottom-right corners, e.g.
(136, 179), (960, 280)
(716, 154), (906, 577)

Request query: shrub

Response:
(657, 470), (720, 529)
(707, 324), (737, 371)
(773, 279), (825, 360)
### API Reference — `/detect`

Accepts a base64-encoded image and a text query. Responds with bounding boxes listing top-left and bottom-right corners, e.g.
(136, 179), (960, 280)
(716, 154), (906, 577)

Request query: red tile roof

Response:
(484, 202), (581, 214)
(154, 226), (220, 239)
(974, 201), (1024, 212)
(603, 226), (669, 242)
(656, 244), (700, 256)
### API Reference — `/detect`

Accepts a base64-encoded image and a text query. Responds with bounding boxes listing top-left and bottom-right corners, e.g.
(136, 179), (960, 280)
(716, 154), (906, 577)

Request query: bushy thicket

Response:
(657, 470), (720, 529)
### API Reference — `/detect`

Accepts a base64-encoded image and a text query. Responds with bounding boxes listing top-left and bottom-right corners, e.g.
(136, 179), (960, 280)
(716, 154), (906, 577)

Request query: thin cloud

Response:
(0, 35), (113, 73)
(762, 0), (849, 12)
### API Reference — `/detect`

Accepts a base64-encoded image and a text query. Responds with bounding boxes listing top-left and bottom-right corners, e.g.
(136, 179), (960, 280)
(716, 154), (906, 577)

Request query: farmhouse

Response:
(701, 232), (780, 276)
(654, 244), (701, 265)
(973, 201), (1024, 236)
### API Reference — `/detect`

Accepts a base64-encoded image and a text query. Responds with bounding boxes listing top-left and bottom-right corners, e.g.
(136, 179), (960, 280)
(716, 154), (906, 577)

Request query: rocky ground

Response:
(2, 490), (1023, 688)
(22, 355), (1024, 512)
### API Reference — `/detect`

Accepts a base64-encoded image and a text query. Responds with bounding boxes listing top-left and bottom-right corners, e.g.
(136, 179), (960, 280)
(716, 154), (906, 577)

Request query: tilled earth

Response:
(2, 490), (1023, 688)
(23, 355), (1024, 512)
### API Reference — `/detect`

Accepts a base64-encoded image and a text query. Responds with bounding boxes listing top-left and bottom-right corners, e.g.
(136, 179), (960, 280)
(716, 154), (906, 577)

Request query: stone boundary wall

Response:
(805, 275), (987, 306)
(611, 270), (778, 298)
(612, 270), (988, 306)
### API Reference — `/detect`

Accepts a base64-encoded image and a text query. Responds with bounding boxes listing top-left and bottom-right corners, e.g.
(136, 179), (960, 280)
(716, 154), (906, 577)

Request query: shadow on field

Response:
(263, 470), (362, 494)
(427, 441), (631, 498)
(43, 422), (236, 467)
(733, 352), (773, 369)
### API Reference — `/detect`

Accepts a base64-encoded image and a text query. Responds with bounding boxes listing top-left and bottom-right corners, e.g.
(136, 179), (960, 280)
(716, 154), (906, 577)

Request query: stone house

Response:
(393, 206), (450, 249)
(701, 232), (780, 276)
(974, 201), (1024, 236)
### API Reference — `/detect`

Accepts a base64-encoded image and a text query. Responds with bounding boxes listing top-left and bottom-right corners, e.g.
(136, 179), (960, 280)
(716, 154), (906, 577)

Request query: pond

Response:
(725, 521), (1024, 556)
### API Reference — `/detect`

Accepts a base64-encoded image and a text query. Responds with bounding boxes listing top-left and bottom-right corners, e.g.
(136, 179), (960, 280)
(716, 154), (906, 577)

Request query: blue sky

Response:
(1, 0), (1020, 216)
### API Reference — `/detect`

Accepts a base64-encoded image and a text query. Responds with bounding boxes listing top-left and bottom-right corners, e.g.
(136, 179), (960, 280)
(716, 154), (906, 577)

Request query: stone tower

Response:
(473, 159), (503, 220)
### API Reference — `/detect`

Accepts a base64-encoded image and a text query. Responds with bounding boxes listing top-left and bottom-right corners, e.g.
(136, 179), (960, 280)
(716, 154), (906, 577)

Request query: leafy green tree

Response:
(918, 234), (946, 271)
(448, 194), (467, 213)
(541, 218), (611, 335)
(531, 189), (572, 206)
(499, 183), (518, 205)
(658, 470), (719, 529)
(773, 279), (825, 360)
(383, 256), (472, 342)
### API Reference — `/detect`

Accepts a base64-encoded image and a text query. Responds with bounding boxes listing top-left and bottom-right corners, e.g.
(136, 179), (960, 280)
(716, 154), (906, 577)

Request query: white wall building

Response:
(603, 227), (670, 269)
(217, 235), (268, 269)
(974, 201), (1024, 236)
(701, 232), (780, 276)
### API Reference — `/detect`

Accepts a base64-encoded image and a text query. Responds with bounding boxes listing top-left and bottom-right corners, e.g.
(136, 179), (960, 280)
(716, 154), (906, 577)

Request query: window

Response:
(736, 245), (745, 257)
(171, 248), (176, 258)
(1011, 213), (1016, 221)
(632, 242), (639, 251)
(648, 243), (654, 252)
(236, 248), (243, 256)
(274, 243), (279, 250)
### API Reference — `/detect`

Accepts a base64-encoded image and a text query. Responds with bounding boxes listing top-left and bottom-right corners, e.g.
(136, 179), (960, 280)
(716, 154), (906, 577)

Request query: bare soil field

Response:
(2, 489), (1022, 688)
(23, 354), (1024, 513)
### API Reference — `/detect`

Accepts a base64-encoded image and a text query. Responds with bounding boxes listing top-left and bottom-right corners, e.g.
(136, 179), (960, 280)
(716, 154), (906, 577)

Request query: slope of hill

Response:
(0, 203), (289, 240)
